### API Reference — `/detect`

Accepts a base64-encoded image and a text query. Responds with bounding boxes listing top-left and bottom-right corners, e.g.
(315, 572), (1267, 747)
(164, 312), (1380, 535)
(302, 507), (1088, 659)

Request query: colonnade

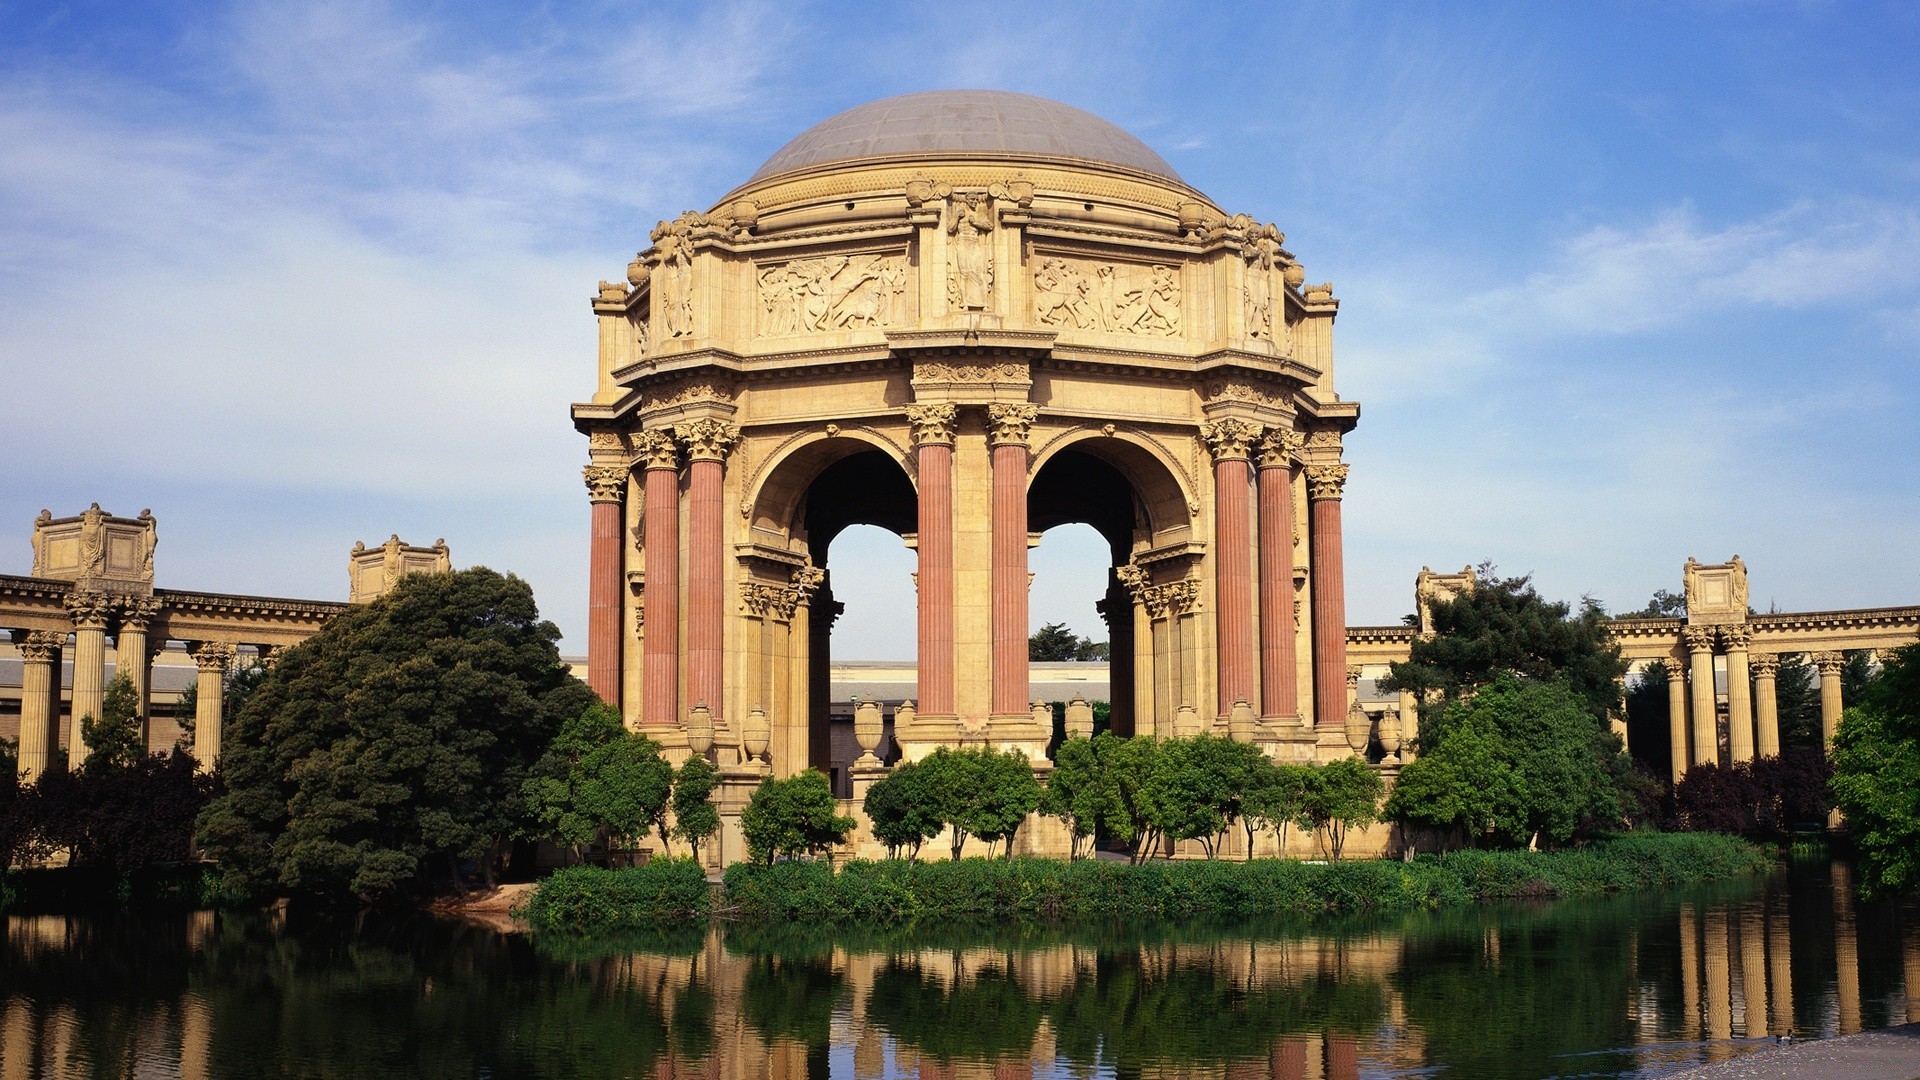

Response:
(1662, 628), (1851, 782)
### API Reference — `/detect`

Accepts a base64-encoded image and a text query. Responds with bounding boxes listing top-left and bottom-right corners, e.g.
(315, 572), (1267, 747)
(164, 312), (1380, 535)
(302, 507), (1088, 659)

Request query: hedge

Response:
(519, 859), (710, 932)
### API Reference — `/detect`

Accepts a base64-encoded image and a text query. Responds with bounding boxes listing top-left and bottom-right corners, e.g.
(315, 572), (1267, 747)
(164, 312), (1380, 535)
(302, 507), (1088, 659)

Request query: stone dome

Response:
(747, 90), (1184, 185)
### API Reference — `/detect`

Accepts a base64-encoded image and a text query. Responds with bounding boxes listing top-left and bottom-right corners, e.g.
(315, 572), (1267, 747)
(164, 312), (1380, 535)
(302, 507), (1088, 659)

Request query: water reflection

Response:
(1, 860), (1917, 1079)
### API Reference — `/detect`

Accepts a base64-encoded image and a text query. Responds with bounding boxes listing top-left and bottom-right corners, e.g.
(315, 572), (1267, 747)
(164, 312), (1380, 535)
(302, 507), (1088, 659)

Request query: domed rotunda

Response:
(572, 90), (1357, 864)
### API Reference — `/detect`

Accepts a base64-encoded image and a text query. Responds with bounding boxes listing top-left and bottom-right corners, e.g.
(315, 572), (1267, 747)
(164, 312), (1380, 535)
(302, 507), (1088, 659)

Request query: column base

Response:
(894, 713), (959, 761)
(990, 713), (1050, 748)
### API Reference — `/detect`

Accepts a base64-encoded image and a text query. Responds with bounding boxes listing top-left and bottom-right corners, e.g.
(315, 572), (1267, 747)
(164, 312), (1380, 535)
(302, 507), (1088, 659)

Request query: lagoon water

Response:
(2, 859), (1917, 1079)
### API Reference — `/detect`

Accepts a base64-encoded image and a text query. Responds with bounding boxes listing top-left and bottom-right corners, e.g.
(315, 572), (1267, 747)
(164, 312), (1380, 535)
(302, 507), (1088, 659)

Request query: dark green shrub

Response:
(522, 859), (710, 931)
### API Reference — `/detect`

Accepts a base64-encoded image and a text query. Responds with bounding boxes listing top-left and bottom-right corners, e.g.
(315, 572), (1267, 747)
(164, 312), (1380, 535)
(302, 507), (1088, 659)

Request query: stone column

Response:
(583, 463), (627, 706)
(1256, 430), (1302, 723)
(988, 404), (1036, 718)
(189, 641), (236, 771)
(1814, 651), (1845, 750)
(1305, 463), (1351, 730)
(1751, 654), (1781, 759)
(1723, 625), (1755, 763)
(114, 597), (160, 726)
(64, 591), (112, 751)
(1096, 585), (1134, 737)
(907, 404), (957, 716)
(1685, 627), (1719, 769)
(1204, 420), (1259, 716)
(676, 419), (737, 727)
(12, 630), (63, 780)
(635, 431), (681, 725)
(1667, 657), (1690, 783)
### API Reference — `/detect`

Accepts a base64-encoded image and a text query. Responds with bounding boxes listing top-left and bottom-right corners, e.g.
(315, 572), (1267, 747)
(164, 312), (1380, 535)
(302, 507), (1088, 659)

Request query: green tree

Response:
(1093, 732), (1162, 862)
(1620, 588), (1687, 619)
(918, 746), (1042, 860)
(740, 770), (853, 864)
(576, 732), (673, 853)
(1830, 642), (1920, 896)
(195, 567), (597, 899)
(670, 755), (721, 863)
(80, 673), (146, 772)
(1298, 757), (1382, 860)
(1039, 737), (1113, 859)
(1383, 707), (1524, 847)
(1381, 564), (1628, 732)
(522, 703), (626, 860)
(1144, 735), (1269, 859)
(1029, 623), (1110, 661)
(1774, 654), (1822, 751)
(863, 760), (943, 859)
(1242, 761), (1311, 859)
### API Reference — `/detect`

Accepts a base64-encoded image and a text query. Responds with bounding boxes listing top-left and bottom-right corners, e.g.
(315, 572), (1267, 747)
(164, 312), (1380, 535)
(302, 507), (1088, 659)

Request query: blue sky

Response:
(2, 1), (1915, 658)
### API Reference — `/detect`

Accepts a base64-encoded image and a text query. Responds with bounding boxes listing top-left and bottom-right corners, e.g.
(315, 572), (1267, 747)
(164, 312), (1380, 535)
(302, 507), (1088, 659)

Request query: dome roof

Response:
(747, 90), (1184, 185)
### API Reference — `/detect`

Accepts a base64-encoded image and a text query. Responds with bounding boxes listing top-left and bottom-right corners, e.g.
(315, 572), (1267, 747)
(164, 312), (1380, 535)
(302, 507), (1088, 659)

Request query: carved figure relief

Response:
(1031, 257), (1181, 337)
(758, 254), (908, 335)
(945, 192), (995, 311)
(1240, 223), (1285, 341)
(650, 214), (697, 338)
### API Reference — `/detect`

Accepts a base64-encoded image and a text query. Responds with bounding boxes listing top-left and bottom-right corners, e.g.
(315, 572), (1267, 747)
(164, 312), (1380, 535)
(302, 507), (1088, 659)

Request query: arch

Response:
(1028, 428), (1194, 548)
(746, 429), (914, 539)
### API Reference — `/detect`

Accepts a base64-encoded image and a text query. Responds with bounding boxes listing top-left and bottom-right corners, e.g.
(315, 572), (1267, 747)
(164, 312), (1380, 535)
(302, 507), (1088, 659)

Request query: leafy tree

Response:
(1842, 650), (1876, 705)
(863, 760), (943, 859)
(81, 673), (146, 771)
(670, 756), (721, 863)
(195, 567), (597, 900)
(1028, 622), (1109, 661)
(522, 703), (626, 860)
(1093, 732), (1162, 863)
(1039, 737), (1114, 859)
(1673, 749), (1829, 838)
(576, 732), (673, 854)
(1620, 589), (1687, 619)
(1298, 757), (1382, 860)
(1241, 761), (1310, 859)
(917, 746), (1042, 860)
(1143, 735), (1269, 859)
(1384, 707), (1524, 847)
(1830, 642), (1920, 896)
(1774, 654), (1822, 751)
(740, 770), (853, 864)
(1381, 564), (1628, 732)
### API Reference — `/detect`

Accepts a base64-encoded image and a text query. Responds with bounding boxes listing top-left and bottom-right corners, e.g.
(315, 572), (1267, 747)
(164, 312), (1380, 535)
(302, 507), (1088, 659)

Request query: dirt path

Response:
(1665, 1023), (1920, 1079)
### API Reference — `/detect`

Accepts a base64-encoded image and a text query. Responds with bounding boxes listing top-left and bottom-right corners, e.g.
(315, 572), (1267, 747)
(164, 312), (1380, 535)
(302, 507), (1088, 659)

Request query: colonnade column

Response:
(635, 431), (682, 726)
(115, 597), (160, 727)
(676, 419), (738, 727)
(1204, 420), (1258, 716)
(1685, 627), (1719, 768)
(1814, 652), (1845, 750)
(11, 630), (62, 780)
(582, 463), (628, 706)
(64, 591), (111, 751)
(1256, 430), (1302, 723)
(987, 404), (1036, 718)
(189, 641), (235, 771)
(1723, 626), (1755, 762)
(1666, 657), (1690, 783)
(1751, 654), (1781, 759)
(907, 404), (957, 716)
(1305, 463), (1350, 730)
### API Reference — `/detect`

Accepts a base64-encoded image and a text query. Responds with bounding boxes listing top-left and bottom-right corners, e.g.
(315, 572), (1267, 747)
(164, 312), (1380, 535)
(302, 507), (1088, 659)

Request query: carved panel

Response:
(758, 253), (909, 336)
(1031, 256), (1181, 338)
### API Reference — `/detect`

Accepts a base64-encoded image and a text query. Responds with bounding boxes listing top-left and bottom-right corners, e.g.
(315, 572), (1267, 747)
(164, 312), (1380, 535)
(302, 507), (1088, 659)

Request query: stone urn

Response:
(1032, 701), (1053, 732)
(1065, 695), (1094, 741)
(853, 698), (883, 765)
(1343, 702), (1372, 757)
(1283, 262), (1305, 289)
(742, 707), (770, 764)
(1377, 708), (1402, 764)
(1228, 697), (1256, 743)
(1174, 703), (1200, 739)
(626, 257), (650, 289)
(687, 702), (714, 757)
(1177, 200), (1207, 234)
(894, 699), (916, 734)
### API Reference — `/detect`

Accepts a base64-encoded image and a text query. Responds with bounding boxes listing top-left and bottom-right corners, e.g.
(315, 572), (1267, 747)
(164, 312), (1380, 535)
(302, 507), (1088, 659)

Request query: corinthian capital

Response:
(986, 404), (1038, 447)
(11, 629), (64, 664)
(64, 590), (113, 629)
(904, 403), (958, 447)
(1813, 651), (1845, 676)
(1304, 463), (1349, 501)
(1202, 418), (1262, 462)
(1749, 653), (1780, 678)
(673, 418), (739, 462)
(1256, 428), (1303, 469)
(116, 595), (162, 629)
(582, 464), (628, 503)
(190, 640), (237, 673)
(1719, 625), (1752, 651)
(1682, 626), (1718, 653)
(632, 430), (680, 471)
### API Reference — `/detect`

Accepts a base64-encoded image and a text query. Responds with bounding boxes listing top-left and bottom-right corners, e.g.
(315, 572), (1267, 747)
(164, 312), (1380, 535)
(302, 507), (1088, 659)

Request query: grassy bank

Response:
(522, 833), (1772, 933)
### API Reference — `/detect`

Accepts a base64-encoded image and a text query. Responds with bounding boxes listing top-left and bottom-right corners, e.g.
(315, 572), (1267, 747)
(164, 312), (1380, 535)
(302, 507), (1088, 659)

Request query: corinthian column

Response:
(635, 431), (682, 725)
(189, 640), (236, 771)
(907, 404), (957, 716)
(114, 597), (161, 725)
(988, 404), (1037, 717)
(675, 419), (737, 727)
(1814, 651), (1845, 750)
(1204, 419), (1259, 716)
(64, 590), (112, 753)
(1256, 429), (1302, 723)
(1751, 653), (1781, 758)
(1723, 625), (1755, 762)
(1684, 627), (1719, 769)
(1305, 462), (1350, 730)
(582, 462), (628, 706)
(11, 630), (63, 780)
(1667, 656), (1690, 783)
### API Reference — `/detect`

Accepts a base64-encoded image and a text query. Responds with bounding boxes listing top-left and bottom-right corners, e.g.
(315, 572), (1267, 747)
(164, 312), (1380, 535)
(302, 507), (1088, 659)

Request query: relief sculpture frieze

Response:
(758, 254), (909, 336)
(1032, 257), (1181, 338)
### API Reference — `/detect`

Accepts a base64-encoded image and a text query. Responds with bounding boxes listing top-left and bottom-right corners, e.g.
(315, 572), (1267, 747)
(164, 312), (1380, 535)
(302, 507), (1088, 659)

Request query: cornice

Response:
(154, 588), (349, 622)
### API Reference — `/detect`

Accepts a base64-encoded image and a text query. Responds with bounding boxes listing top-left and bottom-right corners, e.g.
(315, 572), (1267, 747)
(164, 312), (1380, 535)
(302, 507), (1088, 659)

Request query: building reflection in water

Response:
(1, 860), (1917, 1079)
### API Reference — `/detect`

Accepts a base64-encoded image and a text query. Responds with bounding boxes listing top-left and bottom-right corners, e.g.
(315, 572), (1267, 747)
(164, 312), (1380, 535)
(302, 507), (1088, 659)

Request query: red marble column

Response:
(908, 404), (957, 715)
(1205, 420), (1258, 715)
(583, 463), (627, 705)
(1307, 463), (1351, 730)
(637, 432), (681, 725)
(679, 419), (737, 722)
(1257, 430), (1301, 720)
(989, 404), (1036, 717)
